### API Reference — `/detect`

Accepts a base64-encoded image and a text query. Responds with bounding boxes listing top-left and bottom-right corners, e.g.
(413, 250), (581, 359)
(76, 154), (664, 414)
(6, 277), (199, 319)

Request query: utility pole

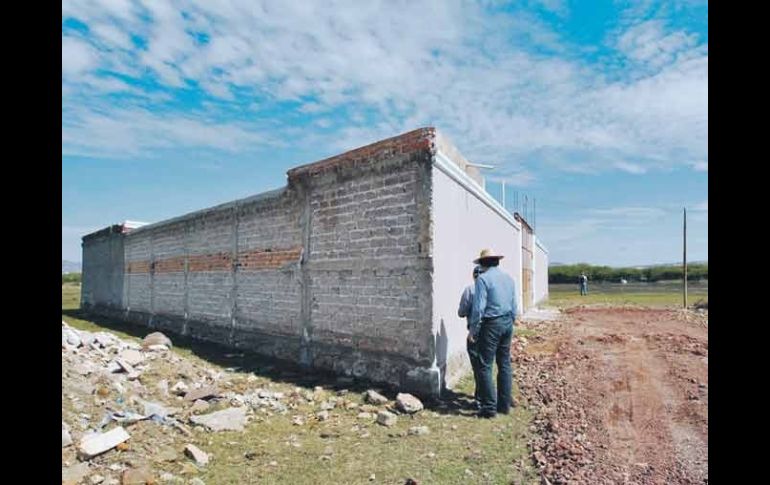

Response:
(683, 207), (688, 308)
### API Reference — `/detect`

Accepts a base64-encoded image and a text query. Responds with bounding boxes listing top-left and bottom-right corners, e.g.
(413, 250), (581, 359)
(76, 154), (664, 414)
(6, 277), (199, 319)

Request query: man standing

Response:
(469, 249), (518, 418)
(458, 265), (482, 409)
(579, 273), (588, 296)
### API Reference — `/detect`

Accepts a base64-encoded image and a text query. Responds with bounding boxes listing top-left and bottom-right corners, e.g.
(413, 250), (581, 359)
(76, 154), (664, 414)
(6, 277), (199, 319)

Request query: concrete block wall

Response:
(81, 225), (126, 310)
(81, 126), (547, 397)
(83, 128), (440, 395)
(116, 187), (306, 358)
(287, 128), (436, 389)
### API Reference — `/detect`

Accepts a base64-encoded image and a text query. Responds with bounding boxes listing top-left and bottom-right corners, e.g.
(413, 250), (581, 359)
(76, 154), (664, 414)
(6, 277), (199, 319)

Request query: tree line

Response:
(62, 273), (82, 284)
(549, 263), (707, 284)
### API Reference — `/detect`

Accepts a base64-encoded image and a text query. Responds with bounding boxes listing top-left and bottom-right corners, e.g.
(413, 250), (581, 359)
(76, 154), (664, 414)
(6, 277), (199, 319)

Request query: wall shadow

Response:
(63, 308), (480, 416)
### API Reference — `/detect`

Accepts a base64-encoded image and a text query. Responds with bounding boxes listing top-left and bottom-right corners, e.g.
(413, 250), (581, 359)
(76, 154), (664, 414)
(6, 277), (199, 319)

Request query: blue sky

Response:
(62, 0), (707, 267)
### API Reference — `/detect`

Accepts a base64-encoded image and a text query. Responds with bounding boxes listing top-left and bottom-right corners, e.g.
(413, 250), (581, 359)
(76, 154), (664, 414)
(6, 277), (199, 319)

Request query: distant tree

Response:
(62, 273), (82, 284)
(549, 263), (706, 284)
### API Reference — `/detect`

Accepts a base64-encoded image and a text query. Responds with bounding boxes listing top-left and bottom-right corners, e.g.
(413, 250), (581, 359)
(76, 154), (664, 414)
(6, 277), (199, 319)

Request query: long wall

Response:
(430, 140), (523, 390)
(81, 127), (548, 397)
(82, 128), (440, 395)
(534, 237), (549, 306)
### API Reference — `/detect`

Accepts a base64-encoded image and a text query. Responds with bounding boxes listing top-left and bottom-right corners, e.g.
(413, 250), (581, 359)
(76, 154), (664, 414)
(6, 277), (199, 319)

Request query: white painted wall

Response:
(534, 237), (549, 306)
(431, 154), (522, 390)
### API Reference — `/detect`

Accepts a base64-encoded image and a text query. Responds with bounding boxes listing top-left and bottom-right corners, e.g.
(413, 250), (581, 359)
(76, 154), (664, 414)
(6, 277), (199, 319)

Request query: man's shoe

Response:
(477, 411), (496, 419)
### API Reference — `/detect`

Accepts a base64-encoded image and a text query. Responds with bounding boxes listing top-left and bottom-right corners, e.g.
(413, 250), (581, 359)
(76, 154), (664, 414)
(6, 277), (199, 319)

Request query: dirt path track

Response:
(516, 307), (708, 484)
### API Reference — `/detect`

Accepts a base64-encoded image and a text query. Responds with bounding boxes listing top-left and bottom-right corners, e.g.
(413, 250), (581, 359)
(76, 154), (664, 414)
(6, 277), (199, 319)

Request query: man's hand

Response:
(467, 332), (476, 343)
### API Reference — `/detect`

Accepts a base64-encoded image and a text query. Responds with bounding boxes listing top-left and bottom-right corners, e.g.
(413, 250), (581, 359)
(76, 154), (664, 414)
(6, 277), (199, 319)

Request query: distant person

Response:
(579, 273), (588, 296)
(469, 249), (519, 418)
(458, 265), (483, 409)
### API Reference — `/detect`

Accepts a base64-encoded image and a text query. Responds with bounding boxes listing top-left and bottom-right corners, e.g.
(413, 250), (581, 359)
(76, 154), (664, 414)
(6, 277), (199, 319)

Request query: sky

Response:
(62, 0), (708, 267)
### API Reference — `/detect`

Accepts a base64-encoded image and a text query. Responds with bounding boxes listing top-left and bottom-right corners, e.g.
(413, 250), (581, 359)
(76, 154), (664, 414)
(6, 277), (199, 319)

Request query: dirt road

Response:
(516, 307), (708, 484)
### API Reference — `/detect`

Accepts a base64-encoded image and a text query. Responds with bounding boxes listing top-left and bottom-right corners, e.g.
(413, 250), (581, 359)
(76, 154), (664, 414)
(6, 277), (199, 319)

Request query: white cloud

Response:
(589, 206), (666, 219)
(531, 0), (569, 17)
(693, 200), (707, 212)
(616, 20), (700, 70)
(90, 22), (134, 50)
(691, 160), (708, 172)
(62, 108), (271, 158)
(537, 218), (604, 245)
(486, 170), (536, 187)
(61, 0), (707, 177)
(62, 36), (99, 76)
(538, 206), (666, 246)
(614, 161), (647, 174)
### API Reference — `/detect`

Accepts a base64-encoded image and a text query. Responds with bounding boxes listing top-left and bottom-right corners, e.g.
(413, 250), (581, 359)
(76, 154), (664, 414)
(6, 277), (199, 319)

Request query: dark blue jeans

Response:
(477, 314), (514, 415)
(466, 337), (482, 402)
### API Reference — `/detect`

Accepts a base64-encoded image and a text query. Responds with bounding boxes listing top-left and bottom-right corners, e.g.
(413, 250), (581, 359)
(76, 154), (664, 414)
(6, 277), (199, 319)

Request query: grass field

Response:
(62, 284), (539, 484)
(547, 280), (708, 308)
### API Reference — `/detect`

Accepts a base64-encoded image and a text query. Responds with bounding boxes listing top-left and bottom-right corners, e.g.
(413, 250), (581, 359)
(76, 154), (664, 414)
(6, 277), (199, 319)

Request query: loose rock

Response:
(120, 467), (155, 485)
(396, 393), (424, 414)
(118, 349), (144, 366)
(408, 426), (430, 436)
(142, 332), (173, 349)
(62, 463), (90, 483)
(376, 410), (397, 427)
(191, 400), (210, 414)
(184, 386), (219, 402)
(190, 407), (247, 432)
(62, 422), (73, 448)
(171, 381), (189, 395)
(77, 427), (131, 460)
(184, 444), (210, 466)
(365, 390), (389, 405)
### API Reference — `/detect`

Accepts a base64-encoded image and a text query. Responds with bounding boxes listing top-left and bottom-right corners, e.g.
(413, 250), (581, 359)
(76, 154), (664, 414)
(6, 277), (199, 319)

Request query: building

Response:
(81, 127), (548, 398)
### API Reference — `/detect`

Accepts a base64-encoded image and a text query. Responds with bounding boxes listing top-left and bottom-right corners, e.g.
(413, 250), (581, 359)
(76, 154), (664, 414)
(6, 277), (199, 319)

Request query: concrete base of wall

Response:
(81, 304), (443, 400)
(443, 349), (472, 392)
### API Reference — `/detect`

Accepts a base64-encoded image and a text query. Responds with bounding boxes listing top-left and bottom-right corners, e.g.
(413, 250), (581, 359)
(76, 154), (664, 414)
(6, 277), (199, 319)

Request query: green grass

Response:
(514, 327), (538, 339)
(547, 281), (708, 308)
(62, 285), (539, 484)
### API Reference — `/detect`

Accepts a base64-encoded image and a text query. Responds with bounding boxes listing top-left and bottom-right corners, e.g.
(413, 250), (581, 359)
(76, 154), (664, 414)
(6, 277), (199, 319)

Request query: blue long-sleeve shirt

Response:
(469, 266), (517, 338)
(457, 285), (475, 329)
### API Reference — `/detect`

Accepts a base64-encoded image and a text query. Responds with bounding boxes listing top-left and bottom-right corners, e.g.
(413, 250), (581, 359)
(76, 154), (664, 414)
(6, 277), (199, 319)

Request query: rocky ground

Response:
(514, 306), (708, 485)
(61, 319), (536, 485)
(63, 304), (707, 485)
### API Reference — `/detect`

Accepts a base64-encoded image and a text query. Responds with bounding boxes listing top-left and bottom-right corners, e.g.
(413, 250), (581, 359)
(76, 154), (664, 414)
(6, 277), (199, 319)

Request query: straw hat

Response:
(473, 248), (505, 264)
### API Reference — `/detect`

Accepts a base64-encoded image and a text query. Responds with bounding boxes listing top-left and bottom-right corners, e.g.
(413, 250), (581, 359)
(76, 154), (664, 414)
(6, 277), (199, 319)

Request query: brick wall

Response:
(83, 128), (442, 396)
(292, 132), (435, 387)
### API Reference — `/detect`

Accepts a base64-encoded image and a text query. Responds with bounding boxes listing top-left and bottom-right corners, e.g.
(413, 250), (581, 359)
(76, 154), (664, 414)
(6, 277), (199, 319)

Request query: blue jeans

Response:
(580, 284), (587, 295)
(466, 337), (482, 403)
(477, 314), (514, 415)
